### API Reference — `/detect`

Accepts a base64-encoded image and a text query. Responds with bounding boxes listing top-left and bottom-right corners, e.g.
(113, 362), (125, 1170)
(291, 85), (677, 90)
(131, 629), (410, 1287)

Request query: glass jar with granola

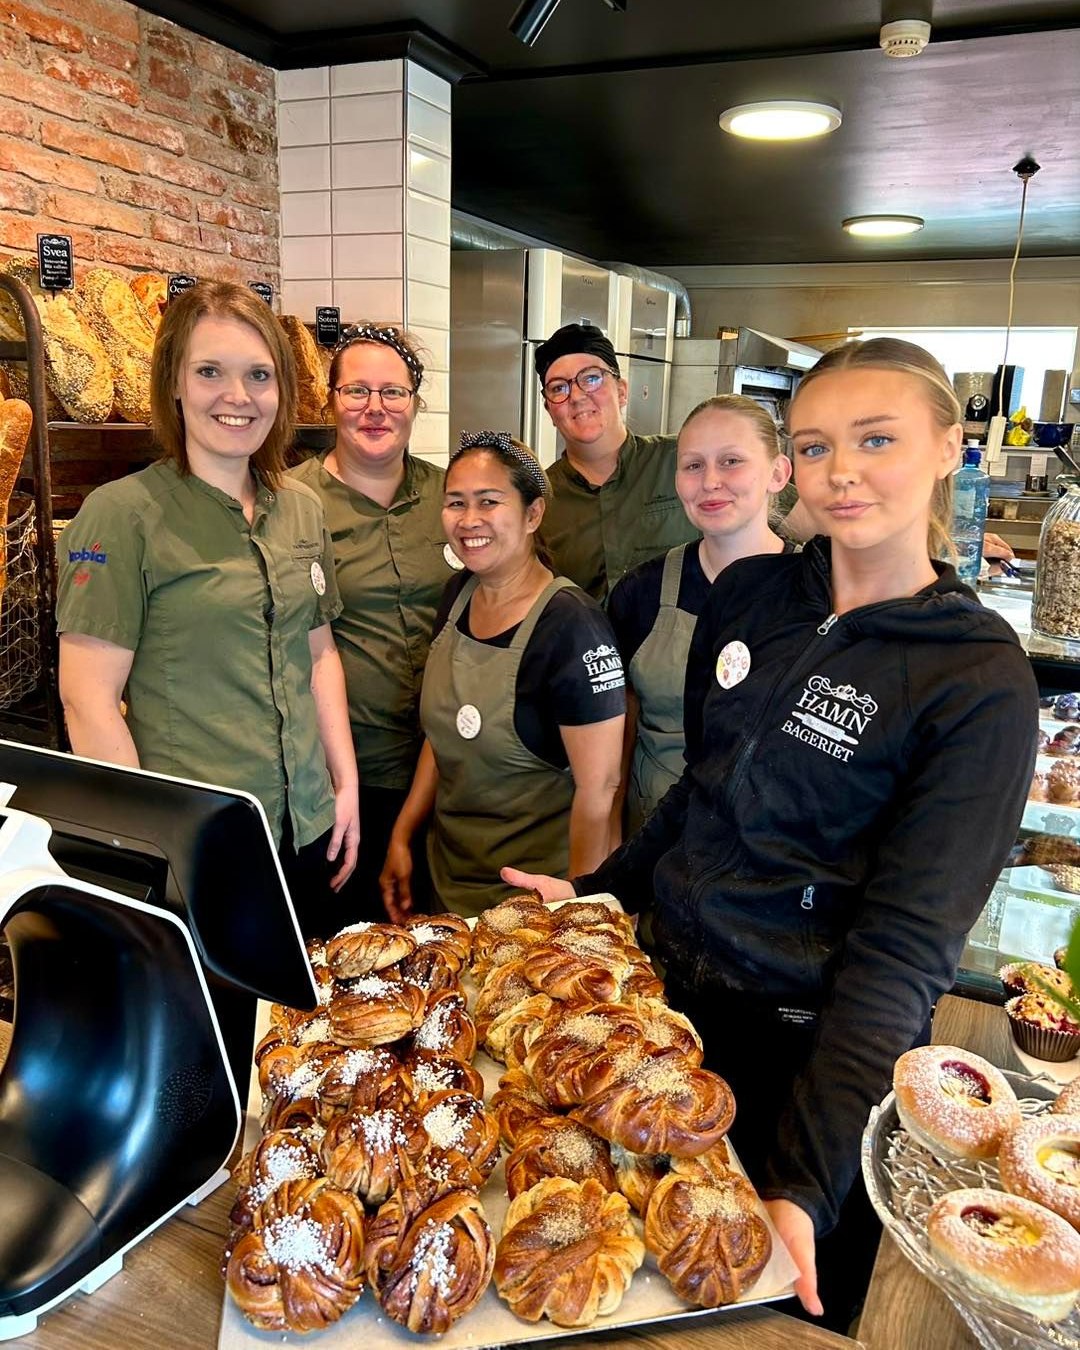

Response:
(1033, 486), (1080, 640)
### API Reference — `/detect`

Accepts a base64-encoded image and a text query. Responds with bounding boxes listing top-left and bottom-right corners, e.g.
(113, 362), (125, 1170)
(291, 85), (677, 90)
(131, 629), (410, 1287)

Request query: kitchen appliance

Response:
(613, 272), (675, 439)
(989, 363), (1026, 421)
(668, 328), (821, 430)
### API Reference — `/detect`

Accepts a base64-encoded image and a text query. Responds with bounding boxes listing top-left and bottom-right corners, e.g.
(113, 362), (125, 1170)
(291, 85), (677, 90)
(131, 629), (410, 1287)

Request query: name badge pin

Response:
(716, 640), (751, 689)
(456, 704), (482, 739)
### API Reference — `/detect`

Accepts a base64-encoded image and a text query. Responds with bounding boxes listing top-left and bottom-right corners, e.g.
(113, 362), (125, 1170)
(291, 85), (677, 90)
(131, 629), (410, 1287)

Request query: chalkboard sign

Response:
(315, 306), (341, 348)
(168, 274), (198, 302)
(249, 281), (274, 306)
(37, 234), (74, 292)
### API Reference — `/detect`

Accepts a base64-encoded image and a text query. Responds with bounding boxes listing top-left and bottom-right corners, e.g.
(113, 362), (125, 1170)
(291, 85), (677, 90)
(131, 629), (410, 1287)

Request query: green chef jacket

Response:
(290, 451), (454, 790)
(541, 431), (700, 602)
(56, 460), (341, 849)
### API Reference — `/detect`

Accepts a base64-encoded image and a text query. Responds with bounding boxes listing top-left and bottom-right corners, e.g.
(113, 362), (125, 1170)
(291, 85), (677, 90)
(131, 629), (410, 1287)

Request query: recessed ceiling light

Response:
(842, 215), (925, 237)
(718, 101), (842, 141)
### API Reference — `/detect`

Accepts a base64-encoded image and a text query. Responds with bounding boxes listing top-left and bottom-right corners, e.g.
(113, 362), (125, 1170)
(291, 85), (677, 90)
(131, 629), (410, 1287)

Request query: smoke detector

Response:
(879, 19), (932, 58)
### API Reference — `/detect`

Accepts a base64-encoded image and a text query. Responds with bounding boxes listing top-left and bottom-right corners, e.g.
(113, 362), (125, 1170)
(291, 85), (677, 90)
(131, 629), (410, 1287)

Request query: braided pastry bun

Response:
(255, 1009), (336, 1078)
(619, 951), (666, 1002)
(474, 894), (555, 964)
(327, 922), (416, 977)
(472, 933), (533, 985)
(226, 1177), (366, 1333)
(315, 1046), (404, 1122)
(522, 929), (633, 1005)
(261, 1046), (346, 1131)
(550, 900), (635, 944)
(629, 996), (705, 1064)
(524, 1002), (645, 1107)
(328, 975), (426, 1046)
(401, 1048), (485, 1106)
(418, 1089), (501, 1189)
(229, 1129), (322, 1233)
(366, 1186), (494, 1333)
(320, 1106), (428, 1206)
(485, 992), (554, 1068)
(490, 1067), (554, 1149)
(494, 1176), (644, 1326)
(611, 1138), (733, 1217)
(405, 912), (473, 971)
(411, 989), (477, 1062)
(644, 1170), (771, 1307)
(474, 959), (534, 1040)
(570, 1047), (735, 1158)
(505, 1116), (617, 1199)
(399, 944), (459, 995)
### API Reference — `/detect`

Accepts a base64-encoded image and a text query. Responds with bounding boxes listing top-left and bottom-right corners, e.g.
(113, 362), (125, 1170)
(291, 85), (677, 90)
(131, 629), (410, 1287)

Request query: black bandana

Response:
(453, 430), (550, 498)
(534, 322), (620, 384)
(333, 323), (424, 391)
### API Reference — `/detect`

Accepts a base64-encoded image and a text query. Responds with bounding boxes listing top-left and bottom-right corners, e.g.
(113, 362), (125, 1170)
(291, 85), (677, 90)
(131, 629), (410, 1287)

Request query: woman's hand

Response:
(499, 867), (576, 902)
(381, 833), (416, 922)
(326, 786), (360, 891)
(765, 1198), (823, 1317)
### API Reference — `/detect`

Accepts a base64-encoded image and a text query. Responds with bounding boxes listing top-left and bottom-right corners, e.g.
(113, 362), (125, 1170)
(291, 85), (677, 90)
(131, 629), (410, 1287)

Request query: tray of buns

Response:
(863, 1056), (1080, 1349)
(218, 895), (798, 1347)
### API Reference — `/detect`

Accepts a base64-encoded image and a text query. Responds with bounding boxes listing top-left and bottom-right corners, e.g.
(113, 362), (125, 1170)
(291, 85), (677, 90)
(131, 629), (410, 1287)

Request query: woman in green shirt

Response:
(291, 324), (454, 920)
(57, 281), (359, 937)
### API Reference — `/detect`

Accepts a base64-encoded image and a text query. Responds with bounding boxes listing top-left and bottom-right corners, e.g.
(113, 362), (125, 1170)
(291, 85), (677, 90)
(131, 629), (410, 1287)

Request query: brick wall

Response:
(0, 0), (279, 284)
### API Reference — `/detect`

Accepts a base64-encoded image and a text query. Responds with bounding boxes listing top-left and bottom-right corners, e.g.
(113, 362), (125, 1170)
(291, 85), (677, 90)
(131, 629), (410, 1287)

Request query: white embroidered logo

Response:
(780, 674), (879, 763)
(582, 644), (625, 695)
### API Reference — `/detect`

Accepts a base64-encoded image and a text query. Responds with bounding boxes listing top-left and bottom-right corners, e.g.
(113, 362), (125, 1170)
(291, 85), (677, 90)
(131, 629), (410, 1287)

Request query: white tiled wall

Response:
(278, 59), (451, 460)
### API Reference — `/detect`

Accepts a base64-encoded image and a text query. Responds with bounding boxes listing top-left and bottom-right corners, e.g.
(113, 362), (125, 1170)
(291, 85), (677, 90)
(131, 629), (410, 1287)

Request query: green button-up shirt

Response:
(56, 460), (341, 849)
(542, 431), (701, 602)
(290, 452), (454, 790)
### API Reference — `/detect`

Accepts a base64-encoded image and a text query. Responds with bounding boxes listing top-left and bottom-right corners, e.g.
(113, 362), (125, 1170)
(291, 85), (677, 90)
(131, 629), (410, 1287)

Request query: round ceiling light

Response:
(718, 101), (842, 141)
(842, 215), (925, 237)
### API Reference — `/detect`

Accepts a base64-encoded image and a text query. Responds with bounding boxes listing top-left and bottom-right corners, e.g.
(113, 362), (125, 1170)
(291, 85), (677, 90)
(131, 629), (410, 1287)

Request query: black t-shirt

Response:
(432, 574), (626, 768)
(608, 540), (799, 668)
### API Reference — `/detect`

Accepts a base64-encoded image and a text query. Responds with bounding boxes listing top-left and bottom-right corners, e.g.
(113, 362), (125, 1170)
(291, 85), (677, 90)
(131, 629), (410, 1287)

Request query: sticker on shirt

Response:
(715, 640), (751, 689)
(582, 644), (625, 694)
(443, 542), (465, 571)
(310, 560), (327, 596)
(781, 674), (879, 764)
(456, 704), (482, 739)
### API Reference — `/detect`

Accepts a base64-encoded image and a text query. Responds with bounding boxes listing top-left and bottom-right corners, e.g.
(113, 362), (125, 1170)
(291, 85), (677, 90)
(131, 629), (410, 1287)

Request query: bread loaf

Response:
(75, 268), (155, 423)
(130, 272), (167, 330)
(0, 398), (32, 609)
(278, 315), (329, 424)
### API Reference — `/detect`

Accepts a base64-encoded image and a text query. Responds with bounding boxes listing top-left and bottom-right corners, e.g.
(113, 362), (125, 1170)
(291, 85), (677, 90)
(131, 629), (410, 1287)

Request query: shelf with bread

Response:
(218, 896), (797, 1347)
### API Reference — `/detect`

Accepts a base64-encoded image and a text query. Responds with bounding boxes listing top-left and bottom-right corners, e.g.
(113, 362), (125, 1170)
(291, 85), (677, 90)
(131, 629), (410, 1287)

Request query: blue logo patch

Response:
(68, 541), (107, 564)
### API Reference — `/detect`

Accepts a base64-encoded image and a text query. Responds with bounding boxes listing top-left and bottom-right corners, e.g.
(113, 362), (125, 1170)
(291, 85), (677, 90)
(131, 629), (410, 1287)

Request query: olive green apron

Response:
(627, 543), (699, 832)
(421, 574), (577, 918)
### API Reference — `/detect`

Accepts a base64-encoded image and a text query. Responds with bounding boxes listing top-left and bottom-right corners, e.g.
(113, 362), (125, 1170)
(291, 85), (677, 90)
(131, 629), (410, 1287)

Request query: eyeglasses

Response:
(333, 383), (415, 411)
(542, 366), (618, 404)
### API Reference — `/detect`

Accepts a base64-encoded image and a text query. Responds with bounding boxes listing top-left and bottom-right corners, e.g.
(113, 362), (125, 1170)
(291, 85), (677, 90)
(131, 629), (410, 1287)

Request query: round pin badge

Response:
(715, 640), (751, 689)
(443, 542), (465, 571)
(310, 560), (327, 596)
(456, 704), (482, 739)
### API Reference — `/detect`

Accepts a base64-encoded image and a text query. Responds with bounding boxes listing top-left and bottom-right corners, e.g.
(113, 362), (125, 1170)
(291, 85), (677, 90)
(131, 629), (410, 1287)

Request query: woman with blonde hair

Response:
(504, 339), (1038, 1328)
(57, 280), (359, 935)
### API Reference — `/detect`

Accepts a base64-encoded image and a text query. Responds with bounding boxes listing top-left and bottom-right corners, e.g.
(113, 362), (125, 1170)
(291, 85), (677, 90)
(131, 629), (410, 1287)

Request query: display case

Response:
(957, 582), (1080, 996)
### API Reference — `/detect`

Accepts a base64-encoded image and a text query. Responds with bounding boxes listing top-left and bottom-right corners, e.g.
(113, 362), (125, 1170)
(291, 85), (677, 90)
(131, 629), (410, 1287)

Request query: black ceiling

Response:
(133, 1), (1080, 266)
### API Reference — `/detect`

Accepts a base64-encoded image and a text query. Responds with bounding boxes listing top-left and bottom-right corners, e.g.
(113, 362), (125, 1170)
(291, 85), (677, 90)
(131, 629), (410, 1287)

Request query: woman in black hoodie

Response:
(503, 338), (1038, 1326)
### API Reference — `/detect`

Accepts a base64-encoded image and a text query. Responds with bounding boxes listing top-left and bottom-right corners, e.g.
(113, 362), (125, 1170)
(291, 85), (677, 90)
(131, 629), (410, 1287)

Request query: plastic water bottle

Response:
(952, 444), (990, 584)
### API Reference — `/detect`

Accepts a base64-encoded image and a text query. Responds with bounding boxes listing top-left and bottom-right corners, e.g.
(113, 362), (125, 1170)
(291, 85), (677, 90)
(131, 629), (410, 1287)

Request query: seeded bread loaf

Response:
(130, 272), (167, 330)
(75, 267), (155, 423)
(278, 315), (329, 425)
(0, 398), (32, 609)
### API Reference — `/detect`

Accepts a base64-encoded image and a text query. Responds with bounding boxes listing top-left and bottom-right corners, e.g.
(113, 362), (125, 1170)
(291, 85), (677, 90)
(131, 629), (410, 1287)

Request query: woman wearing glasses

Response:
(291, 324), (455, 919)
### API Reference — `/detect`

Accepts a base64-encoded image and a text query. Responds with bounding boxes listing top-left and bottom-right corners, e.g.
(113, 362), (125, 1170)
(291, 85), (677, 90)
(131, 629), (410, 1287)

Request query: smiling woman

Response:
(55, 281), (360, 937)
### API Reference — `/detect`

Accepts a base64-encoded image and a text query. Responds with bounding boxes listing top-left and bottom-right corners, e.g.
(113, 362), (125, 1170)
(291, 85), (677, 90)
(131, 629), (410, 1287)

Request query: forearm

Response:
(392, 740), (439, 843)
(568, 782), (620, 877)
(311, 652), (359, 796)
(63, 701), (140, 768)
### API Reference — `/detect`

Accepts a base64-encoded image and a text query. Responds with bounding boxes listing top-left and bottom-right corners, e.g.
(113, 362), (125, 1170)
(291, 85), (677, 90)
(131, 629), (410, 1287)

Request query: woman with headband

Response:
(291, 323), (456, 919)
(380, 432), (626, 920)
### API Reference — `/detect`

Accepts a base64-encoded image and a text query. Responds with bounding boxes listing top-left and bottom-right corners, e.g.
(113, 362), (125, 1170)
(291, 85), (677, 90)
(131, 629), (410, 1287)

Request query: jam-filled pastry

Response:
(366, 1187), (495, 1333)
(484, 992), (554, 1068)
(401, 1048), (485, 1106)
(644, 1170), (771, 1307)
(320, 1104), (428, 1206)
(229, 1129), (322, 1233)
(404, 912), (473, 971)
(999, 1116), (1080, 1229)
(522, 929), (633, 1005)
(505, 1116), (618, 1199)
(473, 894), (556, 964)
(418, 1089), (501, 1189)
(490, 1067), (555, 1149)
(494, 1176), (644, 1327)
(893, 1044), (1021, 1160)
(315, 1046), (405, 1122)
(474, 959), (534, 1040)
(327, 921), (417, 978)
(225, 1177), (366, 1333)
(410, 989), (477, 1062)
(571, 1047), (736, 1158)
(328, 974), (426, 1046)
(927, 1186), (1080, 1321)
(524, 1003), (645, 1107)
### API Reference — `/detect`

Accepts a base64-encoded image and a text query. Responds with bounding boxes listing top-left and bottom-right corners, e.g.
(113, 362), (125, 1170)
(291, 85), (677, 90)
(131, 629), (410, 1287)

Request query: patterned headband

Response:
(454, 430), (551, 498)
(333, 323), (424, 391)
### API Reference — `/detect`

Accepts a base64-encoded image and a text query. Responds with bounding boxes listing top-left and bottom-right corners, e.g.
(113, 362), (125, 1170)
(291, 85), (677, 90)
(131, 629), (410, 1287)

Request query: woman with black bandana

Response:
(380, 432), (626, 920)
